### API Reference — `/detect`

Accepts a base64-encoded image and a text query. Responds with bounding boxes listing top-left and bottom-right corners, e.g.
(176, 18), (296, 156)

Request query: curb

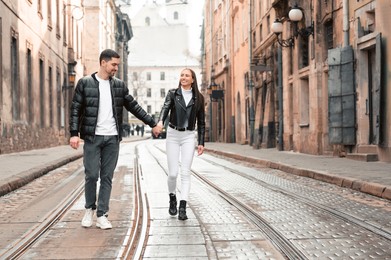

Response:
(0, 152), (83, 197)
(205, 148), (391, 201)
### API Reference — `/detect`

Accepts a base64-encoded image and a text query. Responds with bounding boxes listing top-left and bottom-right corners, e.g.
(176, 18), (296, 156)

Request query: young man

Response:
(69, 49), (161, 229)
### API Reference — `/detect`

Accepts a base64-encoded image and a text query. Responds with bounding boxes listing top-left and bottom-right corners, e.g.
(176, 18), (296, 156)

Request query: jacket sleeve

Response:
(69, 79), (85, 137)
(123, 85), (157, 128)
(158, 89), (174, 123)
(197, 95), (206, 146)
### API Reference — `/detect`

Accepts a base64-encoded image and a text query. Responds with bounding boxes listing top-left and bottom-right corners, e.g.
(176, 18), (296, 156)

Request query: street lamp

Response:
(64, 3), (84, 20)
(271, 5), (314, 47)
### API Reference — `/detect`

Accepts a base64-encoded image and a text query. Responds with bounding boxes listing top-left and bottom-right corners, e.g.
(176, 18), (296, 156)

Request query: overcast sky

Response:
(127, 0), (205, 56)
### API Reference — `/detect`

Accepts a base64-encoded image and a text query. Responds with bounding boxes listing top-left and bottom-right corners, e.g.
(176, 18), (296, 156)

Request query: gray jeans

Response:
(83, 135), (119, 217)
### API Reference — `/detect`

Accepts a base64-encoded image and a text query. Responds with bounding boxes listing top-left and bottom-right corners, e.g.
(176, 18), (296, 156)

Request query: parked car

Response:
(144, 125), (151, 134)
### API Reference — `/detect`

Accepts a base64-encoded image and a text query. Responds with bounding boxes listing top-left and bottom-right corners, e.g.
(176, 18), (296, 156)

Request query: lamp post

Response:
(271, 5), (314, 47)
(64, 3), (84, 20)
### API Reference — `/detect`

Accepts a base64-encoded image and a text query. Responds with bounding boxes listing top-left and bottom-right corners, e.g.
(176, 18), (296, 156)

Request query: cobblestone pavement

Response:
(1, 138), (390, 259)
(204, 142), (391, 200)
(0, 137), (390, 199)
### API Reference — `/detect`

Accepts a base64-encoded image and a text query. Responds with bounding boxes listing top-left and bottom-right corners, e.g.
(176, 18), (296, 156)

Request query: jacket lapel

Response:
(176, 88), (187, 111)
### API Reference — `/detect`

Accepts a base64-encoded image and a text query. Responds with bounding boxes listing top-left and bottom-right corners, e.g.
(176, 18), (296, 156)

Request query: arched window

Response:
(173, 11), (178, 20)
(145, 17), (150, 26)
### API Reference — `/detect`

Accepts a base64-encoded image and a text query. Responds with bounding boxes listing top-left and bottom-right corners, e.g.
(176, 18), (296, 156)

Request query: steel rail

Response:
(1, 168), (85, 260)
(119, 146), (150, 260)
(149, 144), (307, 259)
(202, 156), (391, 241)
(191, 169), (308, 259)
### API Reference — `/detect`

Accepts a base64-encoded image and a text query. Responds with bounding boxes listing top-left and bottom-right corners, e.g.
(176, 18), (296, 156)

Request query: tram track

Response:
(119, 148), (150, 260)
(148, 142), (391, 259)
(200, 156), (391, 241)
(0, 168), (85, 259)
(1, 142), (150, 260)
(148, 144), (307, 259)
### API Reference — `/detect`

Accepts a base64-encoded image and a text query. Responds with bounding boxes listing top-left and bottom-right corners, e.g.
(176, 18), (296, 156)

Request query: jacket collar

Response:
(175, 87), (195, 110)
(91, 72), (113, 82)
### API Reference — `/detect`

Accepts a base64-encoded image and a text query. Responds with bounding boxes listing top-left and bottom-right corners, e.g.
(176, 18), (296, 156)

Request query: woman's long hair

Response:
(177, 68), (204, 107)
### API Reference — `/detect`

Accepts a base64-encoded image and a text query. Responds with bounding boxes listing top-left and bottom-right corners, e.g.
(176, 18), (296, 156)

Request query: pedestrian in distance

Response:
(135, 124), (140, 135)
(69, 49), (162, 229)
(157, 68), (205, 220)
(140, 125), (145, 137)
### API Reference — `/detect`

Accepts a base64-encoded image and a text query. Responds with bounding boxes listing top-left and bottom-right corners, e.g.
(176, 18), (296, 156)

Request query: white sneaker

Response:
(96, 215), (112, 229)
(81, 208), (94, 227)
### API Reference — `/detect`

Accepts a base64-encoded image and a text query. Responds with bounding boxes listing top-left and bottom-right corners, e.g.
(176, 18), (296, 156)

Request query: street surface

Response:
(0, 138), (390, 259)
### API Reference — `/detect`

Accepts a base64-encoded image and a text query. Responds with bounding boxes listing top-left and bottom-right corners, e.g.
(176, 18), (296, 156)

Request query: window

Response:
(266, 15), (270, 34)
(160, 72), (165, 80)
(132, 72), (138, 81)
(147, 72), (151, 81)
(147, 88), (151, 97)
(11, 32), (20, 121)
(27, 48), (33, 124)
(325, 21), (333, 50)
(145, 17), (150, 26)
(147, 105), (151, 114)
(62, 5), (66, 45)
(299, 78), (309, 126)
(299, 37), (309, 68)
(38, 0), (42, 18)
(252, 31), (256, 47)
(174, 11), (178, 20)
(48, 66), (53, 127)
(56, 0), (60, 39)
(47, 0), (52, 30)
(39, 57), (45, 127)
(56, 69), (62, 128)
(160, 88), (165, 98)
(259, 24), (263, 42)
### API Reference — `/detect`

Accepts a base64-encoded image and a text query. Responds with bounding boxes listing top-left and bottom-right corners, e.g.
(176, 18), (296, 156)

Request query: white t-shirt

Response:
(95, 75), (118, 136)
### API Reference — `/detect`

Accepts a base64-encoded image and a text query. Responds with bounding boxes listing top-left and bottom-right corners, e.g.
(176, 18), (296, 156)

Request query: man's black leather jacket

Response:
(158, 88), (205, 146)
(70, 72), (156, 142)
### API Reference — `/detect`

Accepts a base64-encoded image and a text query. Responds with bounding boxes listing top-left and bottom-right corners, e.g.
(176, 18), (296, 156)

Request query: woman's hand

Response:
(197, 145), (204, 156)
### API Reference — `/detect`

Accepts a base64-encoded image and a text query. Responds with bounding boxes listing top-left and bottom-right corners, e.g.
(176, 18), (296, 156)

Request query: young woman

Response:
(157, 68), (205, 220)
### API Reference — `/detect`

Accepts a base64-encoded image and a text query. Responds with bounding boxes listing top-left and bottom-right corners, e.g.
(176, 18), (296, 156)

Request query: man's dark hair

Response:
(99, 49), (120, 64)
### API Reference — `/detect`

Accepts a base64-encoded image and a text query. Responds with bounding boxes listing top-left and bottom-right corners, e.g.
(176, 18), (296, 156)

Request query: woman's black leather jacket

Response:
(158, 88), (205, 146)
(70, 72), (156, 142)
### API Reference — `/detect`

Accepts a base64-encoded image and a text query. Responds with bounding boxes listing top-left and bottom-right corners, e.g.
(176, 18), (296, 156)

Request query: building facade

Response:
(125, 0), (201, 124)
(203, 0), (391, 162)
(0, 0), (84, 154)
(0, 0), (132, 154)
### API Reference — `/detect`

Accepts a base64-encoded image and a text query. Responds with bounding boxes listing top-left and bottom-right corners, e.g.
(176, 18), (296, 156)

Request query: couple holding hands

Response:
(69, 49), (205, 229)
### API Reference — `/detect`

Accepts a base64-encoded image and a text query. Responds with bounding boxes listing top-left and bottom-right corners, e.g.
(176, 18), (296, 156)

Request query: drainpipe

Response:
(343, 0), (349, 47)
(277, 46), (283, 151)
(248, 0), (255, 146)
(209, 0), (213, 142)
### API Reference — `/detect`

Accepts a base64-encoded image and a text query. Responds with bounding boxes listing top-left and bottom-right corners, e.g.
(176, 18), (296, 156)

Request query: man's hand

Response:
(197, 145), (204, 156)
(69, 136), (80, 150)
(152, 123), (163, 138)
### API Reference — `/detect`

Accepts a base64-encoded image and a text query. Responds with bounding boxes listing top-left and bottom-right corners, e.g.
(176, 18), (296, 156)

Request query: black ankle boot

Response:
(178, 200), (188, 220)
(169, 193), (177, 216)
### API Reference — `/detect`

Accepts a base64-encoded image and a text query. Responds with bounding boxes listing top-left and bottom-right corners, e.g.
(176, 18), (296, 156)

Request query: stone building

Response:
(203, 0), (250, 144)
(124, 0), (201, 124)
(0, 0), (84, 154)
(0, 0), (132, 154)
(202, 0), (391, 162)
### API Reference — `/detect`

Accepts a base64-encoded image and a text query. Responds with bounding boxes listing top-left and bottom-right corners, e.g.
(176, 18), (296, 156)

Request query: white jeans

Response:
(166, 127), (196, 201)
